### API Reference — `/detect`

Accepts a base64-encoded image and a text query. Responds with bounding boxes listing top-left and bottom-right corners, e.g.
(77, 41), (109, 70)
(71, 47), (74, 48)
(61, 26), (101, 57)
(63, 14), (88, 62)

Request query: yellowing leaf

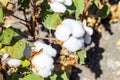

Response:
(8, 40), (26, 59)
(22, 59), (30, 67)
(0, 8), (3, 23)
(43, 13), (62, 30)
(0, 0), (9, 6)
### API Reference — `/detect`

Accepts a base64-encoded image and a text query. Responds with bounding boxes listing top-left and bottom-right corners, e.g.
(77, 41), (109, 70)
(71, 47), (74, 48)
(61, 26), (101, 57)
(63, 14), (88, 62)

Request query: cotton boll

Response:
(33, 40), (45, 51)
(37, 68), (52, 78)
(62, 19), (85, 38)
(7, 59), (21, 67)
(33, 40), (57, 57)
(64, 0), (72, 6)
(43, 45), (57, 57)
(84, 26), (93, 36)
(71, 21), (85, 38)
(63, 37), (84, 52)
(31, 53), (54, 77)
(1, 53), (9, 61)
(84, 33), (92, 44)
(55, 24), (72, 41)
(32, 53), (53, 69)
(54, 0), (64, 3)
(50, 2), (66, 13)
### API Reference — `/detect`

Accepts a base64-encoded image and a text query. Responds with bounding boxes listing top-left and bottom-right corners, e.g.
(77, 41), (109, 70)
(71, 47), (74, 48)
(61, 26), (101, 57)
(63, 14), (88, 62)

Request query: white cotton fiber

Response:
(63, 37), (84, 52)
(1, 53), (9, 61)
(32, 53), (53, 69)
(71, 21), (85, 38)
(55, 24), (72, 41)
(84, 33), (92, 44)
(84, 26), (93, 36)
(54, 0), (64, 3)
(33, 40), (45, 51)
(50, 2), (66, 13)
(43, 45), (57, 57)
(7, 59), (21, 67)
(31, 53), (54, 77)
(33, 40), (57, 57)
(62, 19), (85, 38)
(64, 0), (72, 6)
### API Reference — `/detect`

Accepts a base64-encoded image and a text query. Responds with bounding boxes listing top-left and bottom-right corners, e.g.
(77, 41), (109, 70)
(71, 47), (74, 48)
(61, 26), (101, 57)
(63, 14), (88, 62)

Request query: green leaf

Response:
(43, 13), (62, 30)
(73, 0), (85, 19)
(24, 73), (44, 80)
(8, 40), (26, 59)
(0, 8), (3, 23)
(77, 50), (86, 64)
(97, 4), (110, 18)
(50, 71), (69, 80)
(1, 28), (15, 45)
(94, 0), (99, 7)
(22, 59), (30, 67)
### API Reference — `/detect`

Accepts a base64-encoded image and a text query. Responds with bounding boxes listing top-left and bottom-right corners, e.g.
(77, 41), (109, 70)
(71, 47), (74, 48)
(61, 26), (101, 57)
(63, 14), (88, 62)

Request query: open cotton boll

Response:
(43, 45), (57, 57)
(32, 53), (53, 69)
(63, 37), (84, 52)
(62, 19), (85, 38)
(33, 40), (45, 51)
(55, 24), (72, 41)
(33, 40), (57, 57)
(71, 21), (85, 38)
(84, 26), (93, 36)
(1, 53), (9, 61)
(32, 53), (54, 77)
(84, 33), (92, 44)
(7, 59), (21, 67)
(64, 0), (72, 6)
(37, 68), (52, 78)
(54, 0), (64, 3)
(50, 2), (66, 13)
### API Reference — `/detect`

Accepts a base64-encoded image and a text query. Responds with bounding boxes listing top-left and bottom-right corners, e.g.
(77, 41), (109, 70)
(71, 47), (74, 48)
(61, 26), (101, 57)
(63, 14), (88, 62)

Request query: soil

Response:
(71, 20), (120, 80)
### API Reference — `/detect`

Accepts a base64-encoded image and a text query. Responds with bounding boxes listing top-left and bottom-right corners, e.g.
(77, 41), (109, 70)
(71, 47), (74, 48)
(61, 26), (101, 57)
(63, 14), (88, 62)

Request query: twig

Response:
(38, 36), (57, 41)
(11, 14), (28, 23)
(84, 0), (91, 13)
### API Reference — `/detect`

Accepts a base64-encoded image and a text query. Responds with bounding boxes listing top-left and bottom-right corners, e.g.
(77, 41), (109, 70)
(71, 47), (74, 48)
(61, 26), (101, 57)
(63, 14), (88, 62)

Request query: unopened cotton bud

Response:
(1, 53), (9, 61)
(64, 0), (72, 6)
(50, 2), (66, 13)
(55, 24), (72, 41)
(63, 37), (84, 52)
(7, 59), (21, 67)
(84, 33), (92, 44)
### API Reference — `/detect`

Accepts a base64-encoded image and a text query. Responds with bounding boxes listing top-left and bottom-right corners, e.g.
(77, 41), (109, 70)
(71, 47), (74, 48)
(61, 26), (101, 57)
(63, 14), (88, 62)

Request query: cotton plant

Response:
(31, 40), (57, 77)
(48, 0), (72, 13)
(55, 18), (93, 52)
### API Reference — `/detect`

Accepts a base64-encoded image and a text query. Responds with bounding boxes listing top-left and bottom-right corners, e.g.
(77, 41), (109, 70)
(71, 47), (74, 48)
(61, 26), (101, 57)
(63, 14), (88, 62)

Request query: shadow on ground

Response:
(85, 29), (104, 79)
(70, 67), (82, 80)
